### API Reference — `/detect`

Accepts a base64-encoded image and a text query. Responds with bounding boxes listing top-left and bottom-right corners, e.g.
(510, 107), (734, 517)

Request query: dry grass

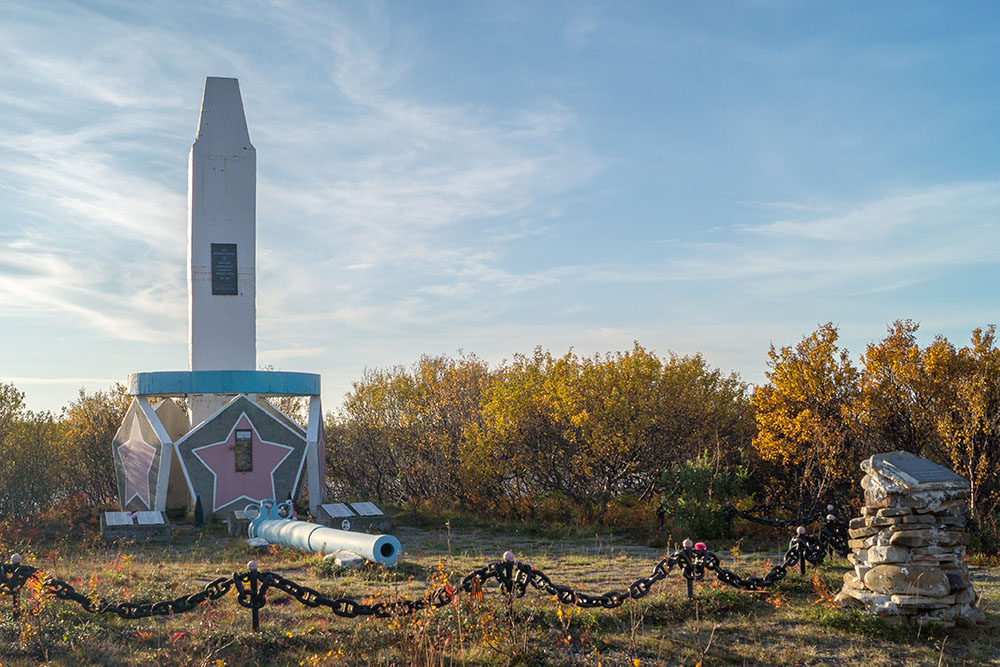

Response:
(0, 521), (997, 666)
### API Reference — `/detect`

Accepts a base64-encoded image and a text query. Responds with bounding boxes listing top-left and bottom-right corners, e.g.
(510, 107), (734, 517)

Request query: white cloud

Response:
(663, 181), (1000, 294)
(0, 0), (598, 363)
(746, 182), (1000, 242)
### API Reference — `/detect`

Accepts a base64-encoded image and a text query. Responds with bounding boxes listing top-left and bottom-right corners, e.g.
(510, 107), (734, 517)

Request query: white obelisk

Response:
(187, 77), (256, 425)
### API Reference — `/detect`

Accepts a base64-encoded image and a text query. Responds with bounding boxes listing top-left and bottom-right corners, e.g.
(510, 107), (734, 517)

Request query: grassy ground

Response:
(0, 518), (997, 666)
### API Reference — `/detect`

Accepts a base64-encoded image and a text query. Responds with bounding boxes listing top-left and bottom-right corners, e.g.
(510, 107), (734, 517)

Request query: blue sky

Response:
(2, 1), (999, 414)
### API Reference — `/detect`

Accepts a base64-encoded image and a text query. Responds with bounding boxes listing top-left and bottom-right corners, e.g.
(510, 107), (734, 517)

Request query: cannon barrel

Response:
(245, 500), (401, 567)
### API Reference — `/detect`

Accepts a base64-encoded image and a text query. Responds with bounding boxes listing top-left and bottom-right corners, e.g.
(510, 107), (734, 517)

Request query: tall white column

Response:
(188, 77), (256, 425)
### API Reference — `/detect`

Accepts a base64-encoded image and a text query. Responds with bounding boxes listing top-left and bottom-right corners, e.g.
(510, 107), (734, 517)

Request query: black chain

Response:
(256, 570), (454, 618)
(724, 504), (826, 528)
(3, 562), (235, 620)
(0, 514), (849, 629)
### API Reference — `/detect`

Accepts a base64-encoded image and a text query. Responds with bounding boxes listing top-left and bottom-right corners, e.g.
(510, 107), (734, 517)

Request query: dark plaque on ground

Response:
(211, 243), (238, 295)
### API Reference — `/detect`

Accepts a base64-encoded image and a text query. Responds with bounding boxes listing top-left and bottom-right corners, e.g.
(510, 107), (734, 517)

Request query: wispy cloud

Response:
(0, 1), (599, 357)
(1, 376), (118, 386)
(664, 181), (1000, 294)
(564, 7), (601, 50)
(746, 182), (1000, 242)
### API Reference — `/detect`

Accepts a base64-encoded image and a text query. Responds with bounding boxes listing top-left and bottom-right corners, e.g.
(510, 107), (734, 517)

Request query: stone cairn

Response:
(835, 451), (985, 627)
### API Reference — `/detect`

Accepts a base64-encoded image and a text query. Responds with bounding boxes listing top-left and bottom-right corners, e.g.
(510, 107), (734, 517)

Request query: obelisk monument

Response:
(187, 77), (256, 425)
(119, 76), (326, 520)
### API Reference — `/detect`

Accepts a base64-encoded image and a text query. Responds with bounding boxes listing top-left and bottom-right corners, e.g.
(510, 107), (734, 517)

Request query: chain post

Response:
(10, 553), (22, 622)
(694, 541), (708, 590)
(795, 527), (807, 576)
(501, 551), (515, 616)
(681, 539), (694, 599)
(248, 561), (260, 631)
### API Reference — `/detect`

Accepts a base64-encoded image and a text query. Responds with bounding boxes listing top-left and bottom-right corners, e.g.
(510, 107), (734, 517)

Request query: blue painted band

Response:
(128, 370), (321, 396)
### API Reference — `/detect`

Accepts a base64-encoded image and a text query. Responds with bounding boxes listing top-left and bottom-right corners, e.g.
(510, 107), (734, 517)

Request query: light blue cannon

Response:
(244, 500), (401, 567)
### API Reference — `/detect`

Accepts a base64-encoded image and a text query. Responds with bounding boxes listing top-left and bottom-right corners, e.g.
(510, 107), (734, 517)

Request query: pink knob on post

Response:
(694, 542), (706, 552)
(503, 551), (515, 562)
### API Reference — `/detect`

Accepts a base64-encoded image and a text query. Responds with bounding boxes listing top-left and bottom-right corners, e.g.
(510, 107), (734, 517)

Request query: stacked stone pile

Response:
(835, 451), (985, 628)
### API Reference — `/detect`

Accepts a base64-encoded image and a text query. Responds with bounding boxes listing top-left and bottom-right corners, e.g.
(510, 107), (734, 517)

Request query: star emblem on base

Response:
(118, 417), (156, 509)
(192, 413), (294, 511)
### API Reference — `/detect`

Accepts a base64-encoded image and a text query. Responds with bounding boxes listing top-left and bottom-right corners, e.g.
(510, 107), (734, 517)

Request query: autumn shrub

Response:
(59, 384), (130, 506)
(0, 382), (131, 521)
(968, 511), (1000, 557)
(34, 494), (100, 545)
(529, 491), (580, 525)
(0, 383), (63, 519)
(750, 323), (862, 508)
(598, 494), (659, 533)
(752, 320), (1000, 541)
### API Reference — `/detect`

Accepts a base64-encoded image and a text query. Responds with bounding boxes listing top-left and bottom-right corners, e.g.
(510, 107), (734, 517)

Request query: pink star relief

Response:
(118, 417), (156, 509)
(192, 413), (294, 511)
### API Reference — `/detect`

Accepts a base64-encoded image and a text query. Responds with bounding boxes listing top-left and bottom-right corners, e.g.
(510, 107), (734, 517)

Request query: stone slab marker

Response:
(835, 451), (985, 627)
(100, 511), (171, 542)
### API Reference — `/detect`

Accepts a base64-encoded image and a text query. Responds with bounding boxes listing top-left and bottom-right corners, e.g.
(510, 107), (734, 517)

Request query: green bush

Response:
(658, 452), (751, 540)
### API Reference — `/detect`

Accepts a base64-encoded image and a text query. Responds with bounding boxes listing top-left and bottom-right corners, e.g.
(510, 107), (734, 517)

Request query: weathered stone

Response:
(864, 490), (921, 509)
(910, 545), (961, 557)
(861, 451), (970, 493)
(864, 475), (971, 512)
(864, 565), (950, 597)
(867, 545), (911, 564)
(917, 606), (959, 622)
(837, 586), (897, 615)
(836, 585), (873, 602)
(957, 605), (986, 626)
(843, 572), (865, 590)
(247, 536), (269, 550)
(941, 531), (968, 547)
(834, 589), (866, 609)
(848, 538), (870, 550)
(937, 504), (966, 515)
(870, 596), (901, 615)
(954, 586), (976, 605)
(868, 514), (932, 526)
(850, 517), (869, 530)
(324, 550), (364, 569)
(877, 507), (912, 517)
(888, 528), (942, 548)
(913, 497), (970, 514)
(889, 522), (939, 532)
(890, 593), (955, 607)
(849, 526), (879, 539)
